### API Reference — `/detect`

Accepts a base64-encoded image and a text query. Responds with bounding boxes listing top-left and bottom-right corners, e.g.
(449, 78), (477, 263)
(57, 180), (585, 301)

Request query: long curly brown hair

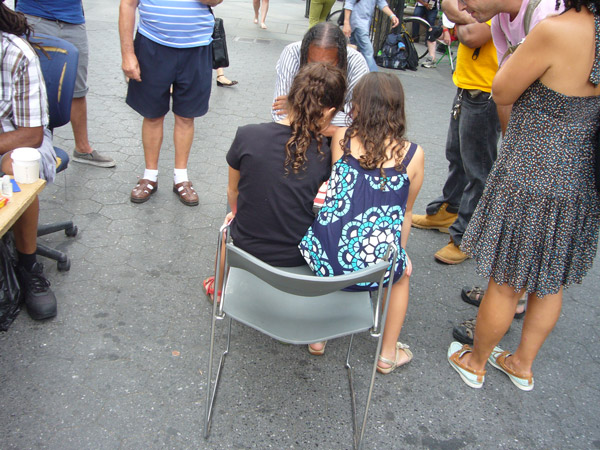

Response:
(342, 73), (408, 187)
(285, 62), (346, 174)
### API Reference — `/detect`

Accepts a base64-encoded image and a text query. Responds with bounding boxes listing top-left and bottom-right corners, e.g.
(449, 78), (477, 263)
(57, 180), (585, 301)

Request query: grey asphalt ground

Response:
(0, 0), (599, 449)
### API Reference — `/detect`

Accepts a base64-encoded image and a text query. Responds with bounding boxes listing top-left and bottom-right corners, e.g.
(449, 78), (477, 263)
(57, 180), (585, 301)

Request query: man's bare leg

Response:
(71, 96), (116, 167)
(172, 114), (198, 206)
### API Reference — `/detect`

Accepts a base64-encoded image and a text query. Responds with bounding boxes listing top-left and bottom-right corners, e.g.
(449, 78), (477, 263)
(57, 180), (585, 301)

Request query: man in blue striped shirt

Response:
(119, 0), (221, 206)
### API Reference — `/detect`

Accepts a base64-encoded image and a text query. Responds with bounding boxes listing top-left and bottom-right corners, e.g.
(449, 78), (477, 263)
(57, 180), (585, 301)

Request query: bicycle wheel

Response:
(326, 9), (343, 26)
(402, 16), (434, 60)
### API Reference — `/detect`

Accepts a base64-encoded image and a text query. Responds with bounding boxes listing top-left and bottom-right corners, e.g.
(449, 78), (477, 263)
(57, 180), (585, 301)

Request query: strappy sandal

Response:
(308, 341), (327, 356)
(377, 342), (413, 374)
(461, 286), (527, 319)
(203, 276), (221, 303)
(461, 286), (485, 306)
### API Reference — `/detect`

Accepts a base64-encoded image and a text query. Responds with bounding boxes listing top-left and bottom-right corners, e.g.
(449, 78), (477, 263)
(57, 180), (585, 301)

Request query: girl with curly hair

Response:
(299, 73), (425, 372)
(203, 62), (346, 300)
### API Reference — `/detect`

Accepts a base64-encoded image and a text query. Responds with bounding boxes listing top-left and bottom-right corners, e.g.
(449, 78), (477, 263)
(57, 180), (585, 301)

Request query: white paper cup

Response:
(11, 147), (41, 184)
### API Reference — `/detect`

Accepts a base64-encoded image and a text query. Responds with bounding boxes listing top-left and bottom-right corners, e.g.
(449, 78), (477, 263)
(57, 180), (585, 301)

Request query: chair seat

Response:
(223, 265), (374, 345)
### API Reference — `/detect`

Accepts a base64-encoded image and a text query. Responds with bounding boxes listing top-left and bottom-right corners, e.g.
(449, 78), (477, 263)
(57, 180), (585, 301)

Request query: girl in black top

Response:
(203, 63), (346, 298)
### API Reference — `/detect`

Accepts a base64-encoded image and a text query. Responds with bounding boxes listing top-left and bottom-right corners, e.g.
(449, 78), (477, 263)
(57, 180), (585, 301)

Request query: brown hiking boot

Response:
(435, 240), (469, 265)
(412, 203), (457, 233)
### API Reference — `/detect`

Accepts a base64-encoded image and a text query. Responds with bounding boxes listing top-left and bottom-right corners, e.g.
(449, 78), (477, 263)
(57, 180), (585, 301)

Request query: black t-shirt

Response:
(226, 122), (331, 266)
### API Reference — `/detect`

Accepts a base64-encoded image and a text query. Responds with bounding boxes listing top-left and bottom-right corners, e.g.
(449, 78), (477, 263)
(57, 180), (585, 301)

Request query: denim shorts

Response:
(126, 33), (212, 119)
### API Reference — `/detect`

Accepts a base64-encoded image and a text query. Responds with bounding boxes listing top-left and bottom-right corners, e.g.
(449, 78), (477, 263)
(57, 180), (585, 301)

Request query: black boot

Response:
(17, 262), (57, 320)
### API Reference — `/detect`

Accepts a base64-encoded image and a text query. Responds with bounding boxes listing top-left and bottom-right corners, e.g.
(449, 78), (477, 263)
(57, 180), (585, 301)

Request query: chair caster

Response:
(65, 225), (78, 237)
(57, 258), (71, 272)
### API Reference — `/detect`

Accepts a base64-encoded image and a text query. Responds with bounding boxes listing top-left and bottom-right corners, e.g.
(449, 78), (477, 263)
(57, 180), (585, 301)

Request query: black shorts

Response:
(126, 33), (212, 119)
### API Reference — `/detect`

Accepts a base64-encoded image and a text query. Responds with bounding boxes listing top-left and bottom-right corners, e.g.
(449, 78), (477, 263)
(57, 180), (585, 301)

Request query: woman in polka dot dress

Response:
(299, 73), (425, 373)
(448, 0), (600, 391)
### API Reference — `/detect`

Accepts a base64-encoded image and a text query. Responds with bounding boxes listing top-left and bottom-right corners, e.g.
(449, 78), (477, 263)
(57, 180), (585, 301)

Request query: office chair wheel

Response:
(65, 225), (78, 237)
(57, 258), (71, 272)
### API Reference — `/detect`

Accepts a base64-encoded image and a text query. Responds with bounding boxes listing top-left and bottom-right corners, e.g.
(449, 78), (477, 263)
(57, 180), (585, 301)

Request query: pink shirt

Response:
(491, 0), (564, 66)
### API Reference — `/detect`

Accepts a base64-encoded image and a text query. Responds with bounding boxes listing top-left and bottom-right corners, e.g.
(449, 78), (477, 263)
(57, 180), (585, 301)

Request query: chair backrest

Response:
(225, 243), (394, 297)
(30, 34), (79, 131)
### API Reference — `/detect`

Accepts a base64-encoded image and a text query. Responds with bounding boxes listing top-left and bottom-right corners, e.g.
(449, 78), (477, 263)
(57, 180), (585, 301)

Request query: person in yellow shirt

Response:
(412, 1), (500, 265)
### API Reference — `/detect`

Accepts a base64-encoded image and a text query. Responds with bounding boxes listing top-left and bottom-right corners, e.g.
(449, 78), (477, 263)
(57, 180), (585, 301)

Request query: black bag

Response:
(0, 234), (22, 332)
(211, 17), (229, 69)
(400, 31), (419, 71)
(376, 33), (408, 70)
(376, 31), (418, 71)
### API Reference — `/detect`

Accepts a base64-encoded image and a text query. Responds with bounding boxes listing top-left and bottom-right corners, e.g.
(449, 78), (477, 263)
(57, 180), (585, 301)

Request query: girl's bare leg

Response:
(378, 274), (411, 368)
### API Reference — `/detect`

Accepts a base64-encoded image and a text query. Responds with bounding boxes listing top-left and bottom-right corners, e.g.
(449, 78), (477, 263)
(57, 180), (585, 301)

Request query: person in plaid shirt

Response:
(0, 1), (58, 321)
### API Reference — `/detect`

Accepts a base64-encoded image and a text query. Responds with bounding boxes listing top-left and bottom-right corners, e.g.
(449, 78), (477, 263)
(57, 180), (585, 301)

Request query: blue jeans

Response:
(426, 88), (500, 245)
(350, 27), (378, 72)
(412, 5), (438, 39)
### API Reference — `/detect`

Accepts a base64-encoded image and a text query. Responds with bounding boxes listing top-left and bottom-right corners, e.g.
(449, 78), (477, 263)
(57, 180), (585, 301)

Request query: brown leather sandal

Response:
(131, 179), (157, 203)
(173, 181), (199, 206)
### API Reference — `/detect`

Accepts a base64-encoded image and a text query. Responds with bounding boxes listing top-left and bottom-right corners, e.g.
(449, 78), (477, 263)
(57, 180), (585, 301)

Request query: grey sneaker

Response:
(72, 149), (116, 168)
(421, 57), (437, 69)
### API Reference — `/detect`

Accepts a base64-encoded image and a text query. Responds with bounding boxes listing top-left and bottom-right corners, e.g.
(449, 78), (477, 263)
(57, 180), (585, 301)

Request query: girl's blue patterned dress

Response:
(299, 142), (418, 291)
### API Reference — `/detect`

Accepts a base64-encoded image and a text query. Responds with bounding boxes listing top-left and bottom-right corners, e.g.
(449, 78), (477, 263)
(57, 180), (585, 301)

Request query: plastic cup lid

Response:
(11, 147), (41, 162)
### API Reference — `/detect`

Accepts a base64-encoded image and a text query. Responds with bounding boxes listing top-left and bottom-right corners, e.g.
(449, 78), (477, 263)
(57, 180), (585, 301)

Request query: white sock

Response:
(174, 168), (189, 185)
(143, 169), (158, 182)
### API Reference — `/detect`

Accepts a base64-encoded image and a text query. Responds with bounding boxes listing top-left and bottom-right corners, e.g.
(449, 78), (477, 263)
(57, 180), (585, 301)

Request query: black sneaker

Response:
(17, 262), (57, 320)
(452, 318), (476, 345)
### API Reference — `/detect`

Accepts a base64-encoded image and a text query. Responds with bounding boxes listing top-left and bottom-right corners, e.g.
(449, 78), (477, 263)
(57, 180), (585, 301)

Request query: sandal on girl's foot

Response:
(260, 22), (267, 29)
(308, 341), (327, 355)
(447, 341), (486, 389)
(488, 346), (534, 391)
(216, 75), (238, 87)
(203, 276), (222, 303)
(377, 342), (413, 374)
(253, 17), (258, 24)
(461, 286), (527, 319)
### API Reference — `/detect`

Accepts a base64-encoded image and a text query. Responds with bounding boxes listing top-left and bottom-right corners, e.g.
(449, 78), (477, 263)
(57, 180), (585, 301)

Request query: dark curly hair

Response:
(342, 73), (408, 189)
(285, 62), (347, 174)
(559, 0), (600, 11)
(0, 2), (33, 39)
(299, 22), (348, 74)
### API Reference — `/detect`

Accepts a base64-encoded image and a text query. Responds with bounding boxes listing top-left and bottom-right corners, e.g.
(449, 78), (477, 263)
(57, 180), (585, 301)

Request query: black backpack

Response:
(376, 31), (418, 71)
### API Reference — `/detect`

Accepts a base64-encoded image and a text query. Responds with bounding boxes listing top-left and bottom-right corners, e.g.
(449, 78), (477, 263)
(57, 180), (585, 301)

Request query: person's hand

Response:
(272, 95), (288, 115)
(122, 53), (141, 82)
(320, 124), (340, 138)
(442, 29), (452, 45)
(405, 255), (413, 277)
(199, 0), (223, 6)
(343, 23), (352, 38)
(390, 14), (400, 28)
(224, 211), (235, 225)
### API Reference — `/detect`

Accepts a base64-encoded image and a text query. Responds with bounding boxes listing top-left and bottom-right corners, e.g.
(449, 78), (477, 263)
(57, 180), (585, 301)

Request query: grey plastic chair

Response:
(204, 224), (398, 449)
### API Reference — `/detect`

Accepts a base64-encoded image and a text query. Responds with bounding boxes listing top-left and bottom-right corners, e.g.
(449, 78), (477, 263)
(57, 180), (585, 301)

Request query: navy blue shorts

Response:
(126, 33), (212, 119)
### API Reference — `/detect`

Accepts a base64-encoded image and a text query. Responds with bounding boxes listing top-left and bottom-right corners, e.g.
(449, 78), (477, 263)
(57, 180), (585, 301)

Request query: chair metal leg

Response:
(345, 335), (359, 449)
(346, 330), (385, 450)
(204, 315), (232, 438)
